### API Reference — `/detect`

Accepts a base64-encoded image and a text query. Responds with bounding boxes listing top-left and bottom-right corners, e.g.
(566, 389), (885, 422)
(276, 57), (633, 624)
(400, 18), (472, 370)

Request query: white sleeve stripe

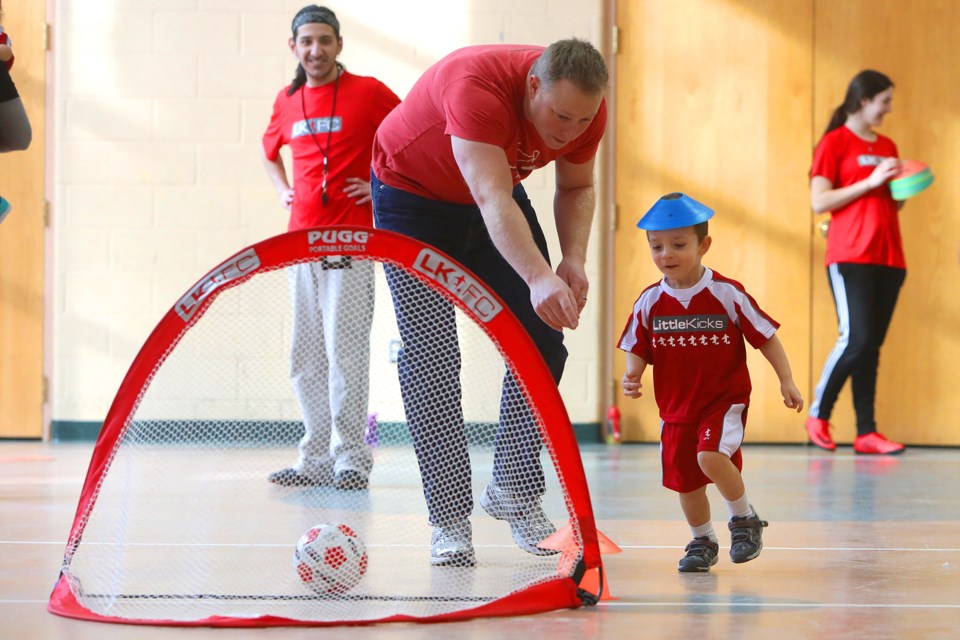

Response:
(710, 281), (777, 338)
(618, 287), (662, 352)
(618, 313), (640, 351)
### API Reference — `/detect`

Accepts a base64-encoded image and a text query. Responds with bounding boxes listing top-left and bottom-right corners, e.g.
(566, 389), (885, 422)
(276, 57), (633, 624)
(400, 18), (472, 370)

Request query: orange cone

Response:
(595, 528), (623, 555)
(578, 563), (616, 601)
(538, 521), (577, 551)
(539, 522), (623, 554)
(539, 522), (622, 601)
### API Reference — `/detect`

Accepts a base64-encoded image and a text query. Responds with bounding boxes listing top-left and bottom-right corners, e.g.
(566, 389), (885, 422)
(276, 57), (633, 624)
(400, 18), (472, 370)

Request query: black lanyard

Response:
(300, 67), (341, 206)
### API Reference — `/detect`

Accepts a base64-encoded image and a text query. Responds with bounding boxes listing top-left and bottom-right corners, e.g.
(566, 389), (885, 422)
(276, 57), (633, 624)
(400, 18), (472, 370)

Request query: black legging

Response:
(809, 263), (906, 435)
(0, 63), (32, 153)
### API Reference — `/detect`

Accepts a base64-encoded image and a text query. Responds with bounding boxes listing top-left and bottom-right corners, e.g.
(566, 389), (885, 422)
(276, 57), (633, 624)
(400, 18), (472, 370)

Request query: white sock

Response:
(726, 494), (753, 519)
(691, 521), (717, 542)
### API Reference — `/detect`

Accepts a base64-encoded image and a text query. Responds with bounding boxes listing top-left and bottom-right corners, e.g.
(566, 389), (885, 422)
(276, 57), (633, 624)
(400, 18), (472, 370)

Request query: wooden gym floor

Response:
(2, 440), (959, 639)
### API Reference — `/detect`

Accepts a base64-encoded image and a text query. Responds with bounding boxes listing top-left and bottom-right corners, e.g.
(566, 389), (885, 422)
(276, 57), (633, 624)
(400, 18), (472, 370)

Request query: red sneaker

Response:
(853, 432), (906, 455)
(804, 417), (836, 451)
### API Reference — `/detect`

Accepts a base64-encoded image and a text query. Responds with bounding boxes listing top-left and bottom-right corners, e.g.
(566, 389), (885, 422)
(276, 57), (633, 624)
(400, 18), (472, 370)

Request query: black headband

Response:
(292, 6), (340, 37)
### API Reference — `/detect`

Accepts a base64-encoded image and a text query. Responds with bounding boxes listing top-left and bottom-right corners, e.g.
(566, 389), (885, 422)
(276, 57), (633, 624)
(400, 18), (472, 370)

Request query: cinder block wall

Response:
(52, 0), (607, 427)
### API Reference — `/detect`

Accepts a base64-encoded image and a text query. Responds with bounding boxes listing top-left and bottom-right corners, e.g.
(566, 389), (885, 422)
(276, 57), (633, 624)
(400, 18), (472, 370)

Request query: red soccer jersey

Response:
(617, 269), (779, 423)
(810, 125), (905, 268)
(371, 44), (608, 204)
(262, 71), (400, 231)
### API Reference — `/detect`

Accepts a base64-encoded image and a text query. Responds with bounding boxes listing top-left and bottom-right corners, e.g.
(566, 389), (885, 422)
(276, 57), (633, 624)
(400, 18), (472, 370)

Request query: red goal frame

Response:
(48, 226), (603, 626)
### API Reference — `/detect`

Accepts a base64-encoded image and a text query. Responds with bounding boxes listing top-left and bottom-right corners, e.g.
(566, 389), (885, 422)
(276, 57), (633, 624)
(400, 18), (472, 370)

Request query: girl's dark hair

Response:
(824, 70), (894, 135)
(287, 5), (342, 96)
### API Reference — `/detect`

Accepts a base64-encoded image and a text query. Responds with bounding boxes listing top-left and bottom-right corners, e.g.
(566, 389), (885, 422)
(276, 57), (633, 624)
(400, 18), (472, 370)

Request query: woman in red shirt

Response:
(805, 70), (906, 455)
(0, 1), (33, 222)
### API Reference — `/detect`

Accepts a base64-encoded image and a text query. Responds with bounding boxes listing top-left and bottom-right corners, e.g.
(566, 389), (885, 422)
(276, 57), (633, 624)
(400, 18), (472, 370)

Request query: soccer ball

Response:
(294, 523), (368, 594)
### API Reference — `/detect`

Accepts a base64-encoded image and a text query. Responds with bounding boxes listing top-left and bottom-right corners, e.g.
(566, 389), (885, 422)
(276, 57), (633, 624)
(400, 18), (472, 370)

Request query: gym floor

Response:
(2, 441), (958, 639)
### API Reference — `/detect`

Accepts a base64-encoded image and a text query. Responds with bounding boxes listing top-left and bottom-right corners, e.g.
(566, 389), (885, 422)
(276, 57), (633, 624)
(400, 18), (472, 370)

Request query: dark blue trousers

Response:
(371, 172), (567, 526)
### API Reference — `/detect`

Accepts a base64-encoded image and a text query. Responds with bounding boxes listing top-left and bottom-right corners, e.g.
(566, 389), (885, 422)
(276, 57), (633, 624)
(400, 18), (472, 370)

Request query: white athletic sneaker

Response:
(480, 481), (558, 556)
(430, 520), (476, 567)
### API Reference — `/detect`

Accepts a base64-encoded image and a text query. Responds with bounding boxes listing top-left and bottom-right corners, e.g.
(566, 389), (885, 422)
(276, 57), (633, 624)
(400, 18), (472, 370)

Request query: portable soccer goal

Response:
(48, 226), (604, 626)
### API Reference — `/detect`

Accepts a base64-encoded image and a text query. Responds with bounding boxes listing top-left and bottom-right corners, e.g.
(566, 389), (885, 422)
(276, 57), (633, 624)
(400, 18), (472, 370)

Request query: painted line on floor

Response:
(3, 540), (960, 553)
(601, 601), (960, 610)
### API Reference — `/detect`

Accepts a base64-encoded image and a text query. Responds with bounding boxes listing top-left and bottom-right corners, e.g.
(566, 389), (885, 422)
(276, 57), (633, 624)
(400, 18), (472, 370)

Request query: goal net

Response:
(48, 227), (602, 626)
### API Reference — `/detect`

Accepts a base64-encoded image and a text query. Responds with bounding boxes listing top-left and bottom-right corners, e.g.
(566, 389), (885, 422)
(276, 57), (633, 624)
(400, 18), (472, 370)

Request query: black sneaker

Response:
(678, 536), (719, 572)
(334, 469), (369, 491)
(728, 508), (769, 563)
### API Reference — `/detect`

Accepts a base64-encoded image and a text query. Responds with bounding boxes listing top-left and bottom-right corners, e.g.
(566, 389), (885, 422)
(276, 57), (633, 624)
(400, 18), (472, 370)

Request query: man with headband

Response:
(262, 5), (400, 490)
(371, 40), (608, 566)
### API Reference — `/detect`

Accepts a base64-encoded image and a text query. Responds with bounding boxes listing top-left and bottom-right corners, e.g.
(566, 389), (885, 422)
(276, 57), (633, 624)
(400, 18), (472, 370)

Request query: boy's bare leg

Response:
(697, 451), (744, 501)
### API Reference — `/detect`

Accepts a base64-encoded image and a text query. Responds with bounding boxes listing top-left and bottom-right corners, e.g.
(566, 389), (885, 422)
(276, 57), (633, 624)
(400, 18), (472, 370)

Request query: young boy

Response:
(617, 192), (804, 572)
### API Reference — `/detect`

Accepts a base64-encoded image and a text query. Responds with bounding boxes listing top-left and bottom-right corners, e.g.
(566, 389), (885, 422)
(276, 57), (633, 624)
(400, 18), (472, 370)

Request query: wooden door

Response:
(0, 0), (45, 437)
(811, 0), (960, 445)
(614, 0), (960, 445)
(613, 0), (814, 442)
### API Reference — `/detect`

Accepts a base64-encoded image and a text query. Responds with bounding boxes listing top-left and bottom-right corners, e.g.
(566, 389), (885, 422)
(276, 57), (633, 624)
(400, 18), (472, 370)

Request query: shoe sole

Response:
(268, 470), (328, 487)
(731, 541), (763, 564)
(430, 553), (477, 568)
(678, 558), (718, 573)
(335, 482), (369, 490)
(806, 432), (836, 451)
(334, 475), (369, 491)
(854, 447), (906, 456)
(269, 479), (326, 487)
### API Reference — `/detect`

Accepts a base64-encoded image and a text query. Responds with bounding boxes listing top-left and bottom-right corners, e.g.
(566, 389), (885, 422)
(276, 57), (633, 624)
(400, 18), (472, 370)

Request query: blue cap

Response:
(636, 192), (714, 231)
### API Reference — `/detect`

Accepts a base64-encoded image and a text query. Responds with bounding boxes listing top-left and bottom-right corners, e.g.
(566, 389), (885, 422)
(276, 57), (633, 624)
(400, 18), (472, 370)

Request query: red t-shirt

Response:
(262, 71), (400, 231)
(617, 269), (779, 423)
(810, 125), (905, 268)
(0, 29), (14, 70)
(372, 44), (608, 204)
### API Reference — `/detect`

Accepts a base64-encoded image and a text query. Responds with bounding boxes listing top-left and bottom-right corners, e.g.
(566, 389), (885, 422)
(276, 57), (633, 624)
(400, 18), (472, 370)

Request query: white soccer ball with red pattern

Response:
(294, 523), (368, 594)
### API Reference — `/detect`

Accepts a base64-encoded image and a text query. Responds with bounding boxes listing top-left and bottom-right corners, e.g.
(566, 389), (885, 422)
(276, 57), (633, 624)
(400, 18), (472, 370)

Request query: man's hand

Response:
(556, 257), (589, 314)
(529, 272), (580, 331)
(343, 178), (372, 205)
(278, 187), (294, 209)
(262, 155), (294, 210)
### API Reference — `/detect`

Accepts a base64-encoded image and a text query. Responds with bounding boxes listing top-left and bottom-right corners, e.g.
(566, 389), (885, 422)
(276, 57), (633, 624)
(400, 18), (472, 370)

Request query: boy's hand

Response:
(781, 381), (804, 413)
(621, 372), (643, 399)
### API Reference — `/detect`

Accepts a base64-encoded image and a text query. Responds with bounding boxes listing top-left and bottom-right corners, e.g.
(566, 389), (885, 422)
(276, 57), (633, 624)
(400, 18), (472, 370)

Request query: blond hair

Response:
(529, 39), (608, 95)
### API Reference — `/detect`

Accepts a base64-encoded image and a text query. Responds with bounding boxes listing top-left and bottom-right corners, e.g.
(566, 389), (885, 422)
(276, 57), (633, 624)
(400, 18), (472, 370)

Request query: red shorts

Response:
(660, 403), (746, 493)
